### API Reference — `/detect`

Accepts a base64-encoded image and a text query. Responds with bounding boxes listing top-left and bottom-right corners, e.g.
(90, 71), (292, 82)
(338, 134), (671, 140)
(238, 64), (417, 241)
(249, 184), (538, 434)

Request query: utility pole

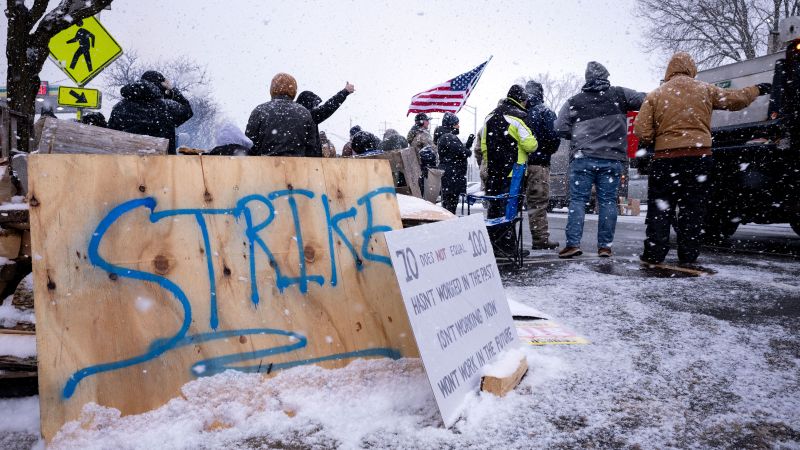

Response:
(461, 105), (478, 137)
(460, 105), (480, 183)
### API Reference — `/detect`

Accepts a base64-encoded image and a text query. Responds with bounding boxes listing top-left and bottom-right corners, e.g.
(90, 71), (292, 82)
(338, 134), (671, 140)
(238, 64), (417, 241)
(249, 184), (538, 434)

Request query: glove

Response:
(464, 134), (475, 150)
(756, 83), (772, 96)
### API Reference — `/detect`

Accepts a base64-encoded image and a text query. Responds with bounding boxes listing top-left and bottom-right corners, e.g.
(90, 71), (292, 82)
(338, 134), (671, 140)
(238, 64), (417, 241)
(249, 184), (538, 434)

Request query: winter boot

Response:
(558, 247), (582, 259)
(532, 240), (560, 250)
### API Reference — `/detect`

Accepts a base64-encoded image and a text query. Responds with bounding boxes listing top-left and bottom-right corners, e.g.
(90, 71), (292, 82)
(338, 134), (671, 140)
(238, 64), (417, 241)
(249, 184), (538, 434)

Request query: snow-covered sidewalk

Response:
(3, 256), (799, 449)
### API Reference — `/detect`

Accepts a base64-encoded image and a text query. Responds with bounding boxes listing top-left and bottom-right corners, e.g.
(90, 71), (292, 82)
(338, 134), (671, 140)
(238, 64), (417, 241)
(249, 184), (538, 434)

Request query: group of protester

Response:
(477, 53), (767, 265)
(79, 52), (767, 266)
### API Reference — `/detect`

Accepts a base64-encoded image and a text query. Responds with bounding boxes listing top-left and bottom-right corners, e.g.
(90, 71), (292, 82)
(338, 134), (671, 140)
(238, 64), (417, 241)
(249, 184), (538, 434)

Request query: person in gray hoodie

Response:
(554, 62), (645, 258)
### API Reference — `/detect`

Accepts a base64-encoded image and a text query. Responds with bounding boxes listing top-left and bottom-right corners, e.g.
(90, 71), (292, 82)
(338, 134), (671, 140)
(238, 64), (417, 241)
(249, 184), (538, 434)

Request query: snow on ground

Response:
(3, 257), (799, 449)
(0, 397), (41, 450)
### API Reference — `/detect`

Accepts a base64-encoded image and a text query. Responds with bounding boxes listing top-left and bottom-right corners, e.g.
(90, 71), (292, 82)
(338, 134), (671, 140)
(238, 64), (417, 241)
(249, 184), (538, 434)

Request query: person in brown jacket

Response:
(634, 52), (771, 264)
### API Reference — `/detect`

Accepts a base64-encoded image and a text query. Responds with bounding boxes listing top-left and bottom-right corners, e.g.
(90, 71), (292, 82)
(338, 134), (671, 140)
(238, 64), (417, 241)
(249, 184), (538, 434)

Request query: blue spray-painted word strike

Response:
(62, 186), (400, 399)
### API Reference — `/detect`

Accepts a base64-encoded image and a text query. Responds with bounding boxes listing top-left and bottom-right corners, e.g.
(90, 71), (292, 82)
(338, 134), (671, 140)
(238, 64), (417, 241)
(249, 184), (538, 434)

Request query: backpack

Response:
(527, 104), (560, 155)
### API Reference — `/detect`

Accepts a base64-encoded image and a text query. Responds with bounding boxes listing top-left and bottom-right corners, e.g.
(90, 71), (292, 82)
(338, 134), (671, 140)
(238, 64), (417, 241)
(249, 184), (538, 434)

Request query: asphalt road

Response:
(523, 210), (800, 260)
(487, 210), (800, 448)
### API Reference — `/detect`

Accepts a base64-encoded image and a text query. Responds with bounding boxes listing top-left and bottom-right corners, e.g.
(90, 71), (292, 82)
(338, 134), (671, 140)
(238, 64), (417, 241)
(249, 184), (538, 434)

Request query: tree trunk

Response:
(6, 69), (39, 154)
(5, 10), (38, 152)
(769, 0), (783, 54)
(5, 0), (116, 152)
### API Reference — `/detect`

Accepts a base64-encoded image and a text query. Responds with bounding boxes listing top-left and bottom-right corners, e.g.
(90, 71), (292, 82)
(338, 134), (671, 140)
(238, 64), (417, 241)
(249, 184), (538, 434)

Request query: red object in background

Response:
(37, 81), (49, 96)
(626, 111), (639, 158)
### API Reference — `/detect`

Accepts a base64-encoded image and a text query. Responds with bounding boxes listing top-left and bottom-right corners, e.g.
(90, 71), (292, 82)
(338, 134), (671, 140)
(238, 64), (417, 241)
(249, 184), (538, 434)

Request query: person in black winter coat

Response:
(246, 72), (320, 157)
(379, 129), (409, 152)
(296, 82), (355, 125)
(351, 130), (382, 155)
(108, 71), (194, 155)
(481, 84), (538, 257)
(524, 80), (561, 250)
(435, 113), (473, 214)
(81, 112), (107, 128)
(208, 122), (252, 156)
(418, 145), (438, 195)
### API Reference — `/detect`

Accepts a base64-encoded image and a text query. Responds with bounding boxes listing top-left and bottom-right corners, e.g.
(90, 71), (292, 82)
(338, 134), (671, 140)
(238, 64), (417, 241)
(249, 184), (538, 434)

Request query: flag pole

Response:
(457, 55), (493, 114)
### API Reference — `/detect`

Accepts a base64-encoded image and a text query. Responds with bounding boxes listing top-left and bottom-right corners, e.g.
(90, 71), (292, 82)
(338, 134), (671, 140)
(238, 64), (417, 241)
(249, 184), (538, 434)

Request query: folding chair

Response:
(461, 163), (527, 267)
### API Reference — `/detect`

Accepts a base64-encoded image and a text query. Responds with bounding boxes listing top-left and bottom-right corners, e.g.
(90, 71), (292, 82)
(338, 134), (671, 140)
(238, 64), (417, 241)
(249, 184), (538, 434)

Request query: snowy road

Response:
(2, 217), (798, 449)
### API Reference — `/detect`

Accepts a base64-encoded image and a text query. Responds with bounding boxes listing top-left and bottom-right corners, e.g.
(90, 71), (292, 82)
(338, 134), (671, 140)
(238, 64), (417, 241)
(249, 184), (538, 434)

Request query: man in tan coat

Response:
(634, 52), (770, 264)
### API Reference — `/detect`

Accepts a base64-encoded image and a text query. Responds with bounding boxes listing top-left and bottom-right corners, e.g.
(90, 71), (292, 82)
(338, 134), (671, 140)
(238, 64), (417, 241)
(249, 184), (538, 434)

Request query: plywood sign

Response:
(28, 154), (418, 440)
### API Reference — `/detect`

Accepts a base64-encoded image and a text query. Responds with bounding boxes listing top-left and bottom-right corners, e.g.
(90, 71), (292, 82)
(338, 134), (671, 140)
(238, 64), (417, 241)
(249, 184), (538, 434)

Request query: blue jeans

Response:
(565, 156), (623, 248)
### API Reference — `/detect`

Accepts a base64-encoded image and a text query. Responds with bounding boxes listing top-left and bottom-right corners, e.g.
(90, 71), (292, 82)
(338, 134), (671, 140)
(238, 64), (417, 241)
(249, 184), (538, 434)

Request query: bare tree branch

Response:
(515, 73), (582, 112)
(635, 0), (797, 68)
(101, 51), (222, 149)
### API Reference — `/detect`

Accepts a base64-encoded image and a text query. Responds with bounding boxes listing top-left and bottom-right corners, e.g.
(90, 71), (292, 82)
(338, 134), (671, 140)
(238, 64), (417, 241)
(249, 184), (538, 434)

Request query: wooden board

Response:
(640, 262), (716, 277)
(360, 148), (423, 198)
(515, 319), (590, 345)
(36, 118), (168, 155)
(423, 168), (443, 204)
(480, 356), (528, 397)
(28, 154), (419, 441)
(396, 194), (455, 223)
(0, 227), (22, 259)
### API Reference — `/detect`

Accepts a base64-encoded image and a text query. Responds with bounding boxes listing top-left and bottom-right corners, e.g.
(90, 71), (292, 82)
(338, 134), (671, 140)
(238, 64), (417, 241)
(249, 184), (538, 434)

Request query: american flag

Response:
(407, 58), (491, 115)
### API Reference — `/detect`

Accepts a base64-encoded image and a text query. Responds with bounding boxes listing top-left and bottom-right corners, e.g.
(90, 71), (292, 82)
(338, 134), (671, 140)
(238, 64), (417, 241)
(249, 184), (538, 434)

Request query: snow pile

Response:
(47, 349), (567, 449)
(0, 334), (36, 358)
(0, 397), (39, 432)
(481, 348), (526, 379)
(0, 298), (35, 328)
(0, 397), (41, 450)
(0, 196), (29, 211)
(50, 359), (436, 449)
(396, 194), (454, 221)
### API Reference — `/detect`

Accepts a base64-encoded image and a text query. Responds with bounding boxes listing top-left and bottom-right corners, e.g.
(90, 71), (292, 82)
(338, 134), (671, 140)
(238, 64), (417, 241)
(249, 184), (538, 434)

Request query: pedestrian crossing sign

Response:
(48, 16), (122, 87)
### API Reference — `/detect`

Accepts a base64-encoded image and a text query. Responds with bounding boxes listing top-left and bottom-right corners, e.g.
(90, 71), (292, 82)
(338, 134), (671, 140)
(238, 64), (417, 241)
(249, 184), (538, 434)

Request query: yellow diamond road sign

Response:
(58, 86), (101, 109)
(48, 16), (122, 86)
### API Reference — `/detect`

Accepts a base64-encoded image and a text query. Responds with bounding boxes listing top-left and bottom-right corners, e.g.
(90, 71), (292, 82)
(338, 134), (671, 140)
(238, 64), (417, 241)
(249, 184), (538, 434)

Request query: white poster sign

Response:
(385, 214), (520, 427)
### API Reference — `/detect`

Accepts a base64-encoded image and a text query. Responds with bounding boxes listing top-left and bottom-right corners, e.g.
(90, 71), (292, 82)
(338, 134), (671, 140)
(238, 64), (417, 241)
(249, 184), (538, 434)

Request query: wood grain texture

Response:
(36, 118), (168, 155)
(480, 356), (528, 397)
(0, 227), (22, 258)
(359, 148), (423, 198)
(29, 154), (418, 441)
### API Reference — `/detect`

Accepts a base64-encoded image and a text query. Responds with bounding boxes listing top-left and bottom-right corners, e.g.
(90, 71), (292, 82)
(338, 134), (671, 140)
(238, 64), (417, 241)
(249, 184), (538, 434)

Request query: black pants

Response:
(440, 167), (466, 214)
(642, 156), (712, 264)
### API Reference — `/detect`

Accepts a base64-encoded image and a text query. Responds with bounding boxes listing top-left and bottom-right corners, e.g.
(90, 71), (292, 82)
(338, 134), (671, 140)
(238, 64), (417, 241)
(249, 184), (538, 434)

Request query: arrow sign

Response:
(58, 86), (101, 109)
(69, 89), (88, 104)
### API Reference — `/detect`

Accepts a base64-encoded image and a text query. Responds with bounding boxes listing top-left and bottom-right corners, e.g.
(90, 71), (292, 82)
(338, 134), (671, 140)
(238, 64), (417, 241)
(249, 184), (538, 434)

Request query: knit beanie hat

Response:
(270, 73), (298, 99)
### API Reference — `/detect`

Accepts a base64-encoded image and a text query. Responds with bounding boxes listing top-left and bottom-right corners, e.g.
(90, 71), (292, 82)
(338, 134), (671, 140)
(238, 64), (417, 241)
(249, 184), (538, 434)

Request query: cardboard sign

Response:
(626, 111), (640, 158)
(516, 320), (589, 345)
(48, 16), (123, 86)
(385, 214), (520, 427)
(29, 155), (418, 440)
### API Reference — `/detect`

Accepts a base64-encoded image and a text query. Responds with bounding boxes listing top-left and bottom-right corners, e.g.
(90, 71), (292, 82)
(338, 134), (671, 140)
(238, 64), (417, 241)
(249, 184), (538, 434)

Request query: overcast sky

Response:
(3, 0), (664, 148)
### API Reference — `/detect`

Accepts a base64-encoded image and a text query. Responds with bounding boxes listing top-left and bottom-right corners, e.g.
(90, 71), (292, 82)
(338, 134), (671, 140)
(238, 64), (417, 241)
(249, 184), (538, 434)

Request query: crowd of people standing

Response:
(83, 54), (768, 266)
